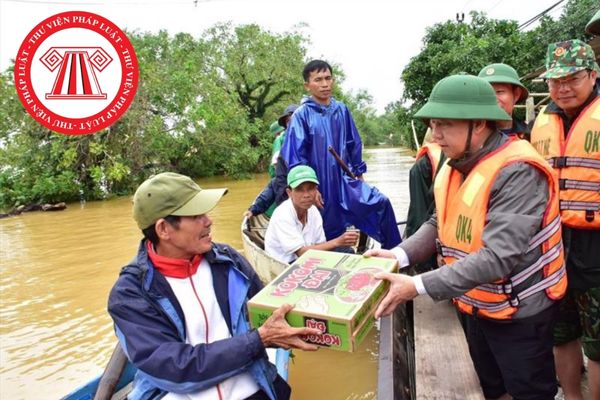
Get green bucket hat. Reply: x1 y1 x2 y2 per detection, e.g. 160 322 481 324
478 63 529 102
586 10 600 35
133 172 227 229
287 165 319 189
539 39 600 79
269 121 284 135
414 74 511 121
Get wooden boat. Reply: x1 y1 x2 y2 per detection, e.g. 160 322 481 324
241 213 288 284
241 213 376 283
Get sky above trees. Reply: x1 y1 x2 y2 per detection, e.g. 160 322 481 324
0 0 569 113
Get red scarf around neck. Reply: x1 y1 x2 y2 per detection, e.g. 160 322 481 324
146 240 203 278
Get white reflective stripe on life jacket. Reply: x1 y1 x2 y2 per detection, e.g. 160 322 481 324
436 215 563 296
459 267 566 311
548 156 600 169
560 179 600 192
526 215 562 252
560 200 600 211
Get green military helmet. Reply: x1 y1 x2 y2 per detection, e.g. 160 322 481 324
269 121 284 135
478 63 529 102
586 10 600 35
540 39 600 79
414 74 511 121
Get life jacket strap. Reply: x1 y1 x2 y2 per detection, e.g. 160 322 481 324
549 156 600 169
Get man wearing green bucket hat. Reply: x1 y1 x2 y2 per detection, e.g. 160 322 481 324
478 63 531 139
530 38 600 400
367 74 567 399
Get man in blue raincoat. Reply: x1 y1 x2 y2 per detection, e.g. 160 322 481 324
279 59 401 249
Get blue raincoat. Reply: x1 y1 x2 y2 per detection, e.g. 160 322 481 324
280 96 401 249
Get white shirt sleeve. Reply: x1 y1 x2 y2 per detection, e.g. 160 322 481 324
412 275 428 295
391 246 410 269
313 208 326 244
265 201 305 263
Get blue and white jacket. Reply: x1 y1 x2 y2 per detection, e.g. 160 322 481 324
108 240 290 400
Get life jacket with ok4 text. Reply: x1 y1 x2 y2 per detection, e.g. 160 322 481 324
434 139 567 320
530 97 600 229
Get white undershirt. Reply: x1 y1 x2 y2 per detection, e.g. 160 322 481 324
162 258 259 400
265 198 326 264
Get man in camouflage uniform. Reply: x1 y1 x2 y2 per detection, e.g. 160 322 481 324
530 39 600 400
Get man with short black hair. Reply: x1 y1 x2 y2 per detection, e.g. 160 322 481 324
279 59 401 249
108 172 320 400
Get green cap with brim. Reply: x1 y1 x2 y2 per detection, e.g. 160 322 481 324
585 10 600 35
414 75 512 121
287 165 319 189
539 39 600 79
133 172 227 229
478 63 529 102
269 121 284 135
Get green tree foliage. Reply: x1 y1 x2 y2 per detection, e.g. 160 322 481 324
391 0 597 149
0 24 312 210
0 23 380 210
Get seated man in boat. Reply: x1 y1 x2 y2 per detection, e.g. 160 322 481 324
279 59 401 249
265 165 359 264
107 172 320 400
367 74 566 400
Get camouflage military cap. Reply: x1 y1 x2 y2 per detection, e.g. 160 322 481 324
539 39 600 79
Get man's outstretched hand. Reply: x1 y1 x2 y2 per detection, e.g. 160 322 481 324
363 249 397 259
373 272 418 319
258 304 321 351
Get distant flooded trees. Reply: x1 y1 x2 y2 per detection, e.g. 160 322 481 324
0 23 390 211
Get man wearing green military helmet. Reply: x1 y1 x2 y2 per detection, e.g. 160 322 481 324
586 9 600 36
531 38 600 400
367 74 566 399
478 63 530 139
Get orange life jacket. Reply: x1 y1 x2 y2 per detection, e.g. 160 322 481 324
530 97 600 229
434 139 567 320
416 142 443 178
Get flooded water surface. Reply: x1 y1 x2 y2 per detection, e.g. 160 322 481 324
0 147 414 399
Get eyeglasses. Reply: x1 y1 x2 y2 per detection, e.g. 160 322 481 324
547 71 591 90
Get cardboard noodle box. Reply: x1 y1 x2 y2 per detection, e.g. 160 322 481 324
248 249 398 352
